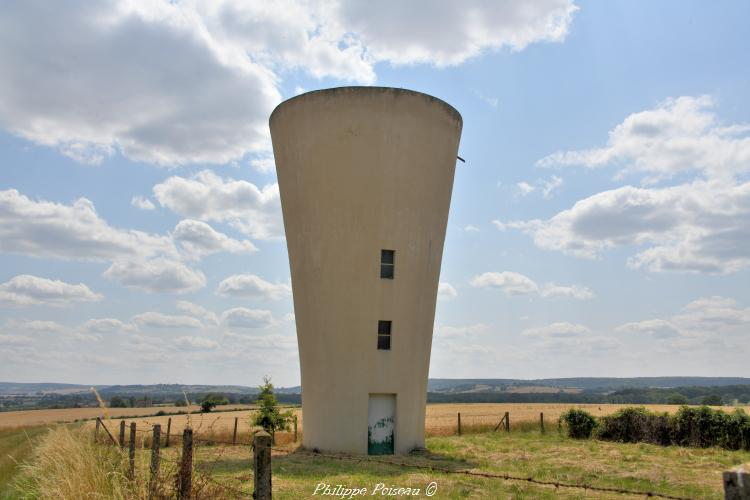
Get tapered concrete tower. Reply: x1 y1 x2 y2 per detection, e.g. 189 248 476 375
270 87 462 454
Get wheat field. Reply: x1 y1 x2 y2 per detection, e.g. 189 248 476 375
0 404 256 429
73 402 750 442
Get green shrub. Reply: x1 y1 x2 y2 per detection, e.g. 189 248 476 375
560 409 597 439
596 407 672 445
672 406 731 448
724 409 750 450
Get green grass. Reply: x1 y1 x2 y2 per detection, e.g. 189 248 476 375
0 426 48 499
6 427 750 498
149 430 750 499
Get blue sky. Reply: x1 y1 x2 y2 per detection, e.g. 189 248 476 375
1 0 748 386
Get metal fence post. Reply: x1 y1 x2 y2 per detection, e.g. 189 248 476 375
178 428 193 500
253 431 272 500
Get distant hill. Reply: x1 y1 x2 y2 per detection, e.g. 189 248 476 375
0 382 92 395
0 382 302 396
4 377 749 397
427 377 750 393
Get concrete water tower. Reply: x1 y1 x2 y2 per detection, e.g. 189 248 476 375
270 87 462 454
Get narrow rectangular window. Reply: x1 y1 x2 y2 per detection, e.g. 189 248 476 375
377 320 391 350
380 250 394 279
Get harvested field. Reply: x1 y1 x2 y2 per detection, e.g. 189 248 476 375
424 403 750 435
76 403 750 443
0 404 256 429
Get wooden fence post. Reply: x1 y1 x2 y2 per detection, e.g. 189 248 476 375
504 412 510 433
540 412 545 434
119 420 126 448
177 428 193 500
97 417 117 446
232 417 238 445
165 418 171 448
253 431 272 500
149 424 161 499
293 415 298 443
95 418 100 442
457 413 462 436
493 414 504 432
723 465 750 499
128 422 136 479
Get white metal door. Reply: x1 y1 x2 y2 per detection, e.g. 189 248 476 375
368 394 395 454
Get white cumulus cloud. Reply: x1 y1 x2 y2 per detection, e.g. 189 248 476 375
131 196 156 211
0 275 102 307
104 258 206 294
522 322 591 338
0 189 177 262
216 274 291 300
173 219 257 259
437 282 457 301
154 170 282 240
221 307 274 329
0 0 576 166
133 312 203 329
510 96 750 274
470 271 593 300
175 336 219 350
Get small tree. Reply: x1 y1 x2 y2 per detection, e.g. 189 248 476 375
253 376 292 443
701 394 723 406
200 399 217 413
109 395 128 408
199 392 229 412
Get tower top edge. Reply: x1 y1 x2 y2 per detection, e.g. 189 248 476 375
269 86 462 125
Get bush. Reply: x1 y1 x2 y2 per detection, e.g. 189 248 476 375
672 406 732 448
596 407 671 445
724 409 750 450
560 409 597 439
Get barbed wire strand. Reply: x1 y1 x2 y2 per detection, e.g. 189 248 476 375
273 448 697 500
96 424 698 500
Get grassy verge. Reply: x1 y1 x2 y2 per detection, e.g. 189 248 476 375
9 427 750 499
0 426 48 499
155 430 750 499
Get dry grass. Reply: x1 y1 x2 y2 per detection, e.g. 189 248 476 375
12 425 151 499
0 404 257 429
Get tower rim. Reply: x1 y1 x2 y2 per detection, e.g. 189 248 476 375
269 86 462 127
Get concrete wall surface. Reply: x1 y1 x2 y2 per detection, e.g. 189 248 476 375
270 86 462 454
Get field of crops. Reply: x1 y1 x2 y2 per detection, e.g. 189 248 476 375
49 402 750 442
0 404 256 429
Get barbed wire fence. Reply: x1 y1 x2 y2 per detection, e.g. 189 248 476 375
86 414 744 500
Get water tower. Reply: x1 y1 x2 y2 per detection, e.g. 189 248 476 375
270 87 462 454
